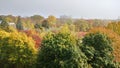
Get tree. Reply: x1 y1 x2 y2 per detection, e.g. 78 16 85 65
0 18 10 32
59 15 73 24
16 16 24 30
4 15 17 23
36 32 89 68
107 21 120 35
0 16 2 20
74 19 90 32
89 27 120 62
0 30 37 68
30 15 44 23
47 15 56 24
34 23 42 29
42 20 50 29
47 15 57 27
0 18 9 28
22 19 35 30
81 32 119 68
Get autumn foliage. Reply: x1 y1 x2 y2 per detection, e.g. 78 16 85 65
107 21 120 35
23 30 42 48
0 30 37 68
1 15 120 67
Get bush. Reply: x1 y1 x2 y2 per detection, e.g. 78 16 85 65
81 32 119 68
36 32 89 68
0 30 37 68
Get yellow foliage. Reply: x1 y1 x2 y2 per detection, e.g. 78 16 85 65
0 29 9 38
39 32 46 38
107 21 120 35
0 30 37 66
59 24 70 33
47 15 56 24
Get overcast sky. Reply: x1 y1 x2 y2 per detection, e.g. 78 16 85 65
0 0 120 19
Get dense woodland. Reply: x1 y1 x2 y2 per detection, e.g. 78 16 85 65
0 15 120 68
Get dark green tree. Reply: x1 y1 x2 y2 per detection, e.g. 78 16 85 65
0 18 9 32
34 23 42 29
16 16 24 30
0 18 9 28
81 32 119 68
0 16 2 20
42 20 50 29
36 32 89 68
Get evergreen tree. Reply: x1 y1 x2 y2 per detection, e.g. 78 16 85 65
0 16 2 20
42 20 50 29
34 23 42 29
16 16 23 30
0 18 9 32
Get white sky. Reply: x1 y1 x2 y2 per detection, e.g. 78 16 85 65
0 0 120 19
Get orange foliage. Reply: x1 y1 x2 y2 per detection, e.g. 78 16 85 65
89 27 120 62
76 32 87 38
23 30 42 48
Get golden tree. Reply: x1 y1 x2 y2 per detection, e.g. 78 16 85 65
47 15 56 27
0 30 37 68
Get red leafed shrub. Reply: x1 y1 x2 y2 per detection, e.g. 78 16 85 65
23 30 42 48
23 30 32 36
32 35 42 48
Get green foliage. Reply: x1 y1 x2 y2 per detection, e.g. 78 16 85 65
0 16 3 20
36 32 89 68
30 15 44 23
0 18 9 28
0 21 9 28
89 27 120 62
74 19 90 32
0 18 10 31
34 23 42 29
81 32 119 68
4 15 17 23
0 30 37 68
16 16 24 30
23 20 35 30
